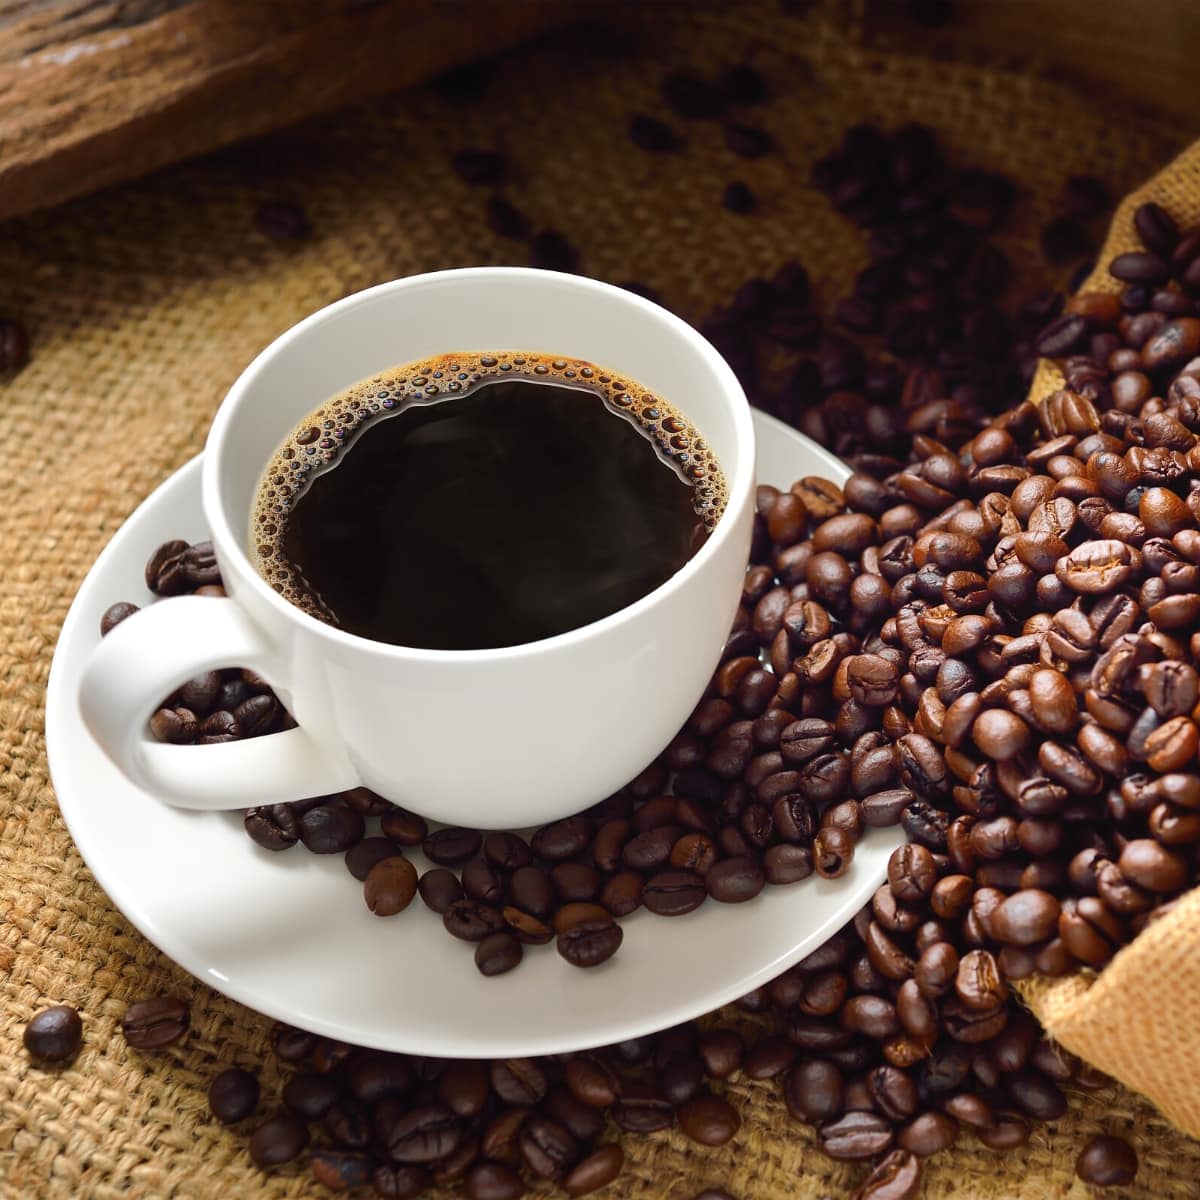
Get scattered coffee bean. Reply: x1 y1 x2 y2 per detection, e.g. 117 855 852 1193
24 1005 82 1061
1076 1134 1139 1187
208 1067 260 1124
121 997 190 1049
255 200 310 241
0 316 30 371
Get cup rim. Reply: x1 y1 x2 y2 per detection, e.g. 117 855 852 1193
203 266 756 663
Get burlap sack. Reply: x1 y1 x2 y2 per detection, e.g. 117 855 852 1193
3 1 1200 1197
1020 138 1200 1142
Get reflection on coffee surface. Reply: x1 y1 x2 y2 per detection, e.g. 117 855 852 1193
251 351 726 649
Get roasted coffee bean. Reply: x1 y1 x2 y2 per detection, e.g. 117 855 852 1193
611 1089 675 1132
299 803 365 853
349 1054 414 1105
443 900 504 942
371 1162 432 1199
474 932 523 976
558 918 623 968
0 315 30 371
897 1111 958 1157
418 868 463 913
678 1092 740 1146
145 539 220 595
564 1143 624 1196
24 1005 82 1061
249 1110 308 1166
424 827 482 866
1076 1134 1139 1187
488 1058 548 1107
887 843 936 902
517 1115 577 1179
706 856 766 902
380 1103 463 1164
785 1059 844 1121
629 114 684 152
643 869 706 916
990 890 1060 945
381 807 429 845
814 827 854 878
852 1149 922 1200
818 1110 894 1160
208 1067 259 1123
364 856 418 916
495 866 550 921
464 1162 525 1200
121 996 190 1049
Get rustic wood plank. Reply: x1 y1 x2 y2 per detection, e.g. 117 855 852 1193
0 0 571 223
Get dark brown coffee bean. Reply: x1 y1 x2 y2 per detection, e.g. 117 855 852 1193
464 1161 525 1200
643 869 706 916
629 113 684 152
207 1067 259 1124
564 1143 624 1197
482 831 532 871
868 1064 918 1121
298 803 364 853
371 1162 431 1199
814 826 855 878
852 1149 922 1200
612 1088 675 1132
424 826 482 866
24 1005 83 1061
509 866 554 917
744 1035 796 1080
706 856 765 903
99 600 140 636
487 1058 547 1107
380 1103 463 1164
991 890 1060 945
1076 1134 1139 1187
121 996 190 1050
897 1111 958 1157
785 1059 844 1121
249 1110 308 1166
474 932 523 977
0 315 30 371
150 706 198 744
887 843 936 902
443 900 504 942
1118 838 1188 892
557 918 623 968
346 835 401 882
380 807 429 845
348 1053 414 1105
364 856 418 916
418 868 463 914
145 539 221 595
678 1092 740 1146
818 1110 894 1160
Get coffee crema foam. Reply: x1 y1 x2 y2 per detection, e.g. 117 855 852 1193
250 350 728 624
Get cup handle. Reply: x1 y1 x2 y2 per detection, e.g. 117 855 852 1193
78 596 359 810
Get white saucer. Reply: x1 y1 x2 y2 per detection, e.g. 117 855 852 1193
45 410 903 1058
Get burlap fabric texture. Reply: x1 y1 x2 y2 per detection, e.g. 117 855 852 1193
1020 138 1200 1144
2 1 1199 1196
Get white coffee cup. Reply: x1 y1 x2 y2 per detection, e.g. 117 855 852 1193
78 268 756 828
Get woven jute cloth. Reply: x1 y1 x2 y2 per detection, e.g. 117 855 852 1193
1021 138 1200 1145
2 1 1199 1196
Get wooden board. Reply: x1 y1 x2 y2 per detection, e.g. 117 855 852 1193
0 0 570 223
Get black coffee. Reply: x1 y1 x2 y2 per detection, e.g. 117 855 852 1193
251 351 725 649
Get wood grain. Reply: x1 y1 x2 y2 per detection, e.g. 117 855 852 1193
0 0 569 223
